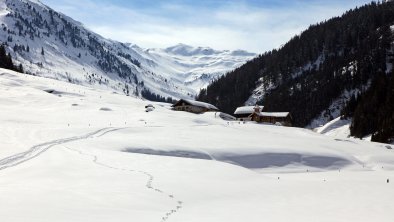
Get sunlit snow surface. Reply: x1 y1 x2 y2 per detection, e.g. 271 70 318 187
0 69 394 222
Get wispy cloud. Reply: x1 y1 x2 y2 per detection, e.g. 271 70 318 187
41 0 373 53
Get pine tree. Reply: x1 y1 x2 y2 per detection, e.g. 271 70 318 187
18 64 24 73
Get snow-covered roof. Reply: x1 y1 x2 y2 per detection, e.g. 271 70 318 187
258 112 290 118
173 99 219 110
234 106 264 115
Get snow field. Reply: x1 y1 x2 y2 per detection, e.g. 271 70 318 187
0 69 394 221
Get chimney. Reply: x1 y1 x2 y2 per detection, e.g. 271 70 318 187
254 105 261 113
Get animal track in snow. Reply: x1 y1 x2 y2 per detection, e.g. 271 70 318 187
65 147 184 222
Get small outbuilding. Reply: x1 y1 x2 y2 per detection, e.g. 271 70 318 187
145 104 155 112
145 104 155 109
172 99 219 114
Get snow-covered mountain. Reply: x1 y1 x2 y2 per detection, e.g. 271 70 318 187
0 0 255 100
145 43 255 93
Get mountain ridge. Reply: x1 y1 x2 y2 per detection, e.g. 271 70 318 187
0 0 255 101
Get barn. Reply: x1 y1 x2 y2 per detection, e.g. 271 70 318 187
234 105 292 126
249 112 292 126
172 99 219 114
234 105 264 121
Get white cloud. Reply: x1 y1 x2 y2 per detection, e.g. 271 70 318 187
41 0 373 53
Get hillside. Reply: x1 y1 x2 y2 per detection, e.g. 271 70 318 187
146 44 255 93
0 67 394 221
0 0 254 101
0 44 22 72
198 1 394 142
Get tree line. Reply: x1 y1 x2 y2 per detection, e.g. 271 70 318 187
198 1 394 142
0 44 23 72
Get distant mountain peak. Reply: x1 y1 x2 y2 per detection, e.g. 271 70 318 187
163 43 256 57
164 44 202 56
231 50 256 57
0 0 254 101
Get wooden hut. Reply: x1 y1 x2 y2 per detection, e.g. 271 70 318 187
172 99 219 114
234 104 292 126
233 105 264 121
249 112 292 126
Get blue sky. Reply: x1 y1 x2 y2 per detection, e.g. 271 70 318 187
40 0 373 52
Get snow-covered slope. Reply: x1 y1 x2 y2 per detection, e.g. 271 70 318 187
316 117 375 142
1 68 394 221
145 44 255 93
315 117 352 138
0 0 254 100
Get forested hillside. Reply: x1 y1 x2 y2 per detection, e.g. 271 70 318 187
0 44 23 72
347 71 394 143
198 1 394 143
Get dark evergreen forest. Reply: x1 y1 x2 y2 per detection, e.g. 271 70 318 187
0 43 23 72
197 1 394 143
141 88 175 104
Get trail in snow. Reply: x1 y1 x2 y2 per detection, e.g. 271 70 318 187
64 146 184 222
0 127 122 171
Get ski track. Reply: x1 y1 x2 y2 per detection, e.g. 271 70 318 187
64 146 184 222
0 127 122 171
95 128 127 138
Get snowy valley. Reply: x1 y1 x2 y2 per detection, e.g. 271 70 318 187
1 0 394 221
1 68 394 222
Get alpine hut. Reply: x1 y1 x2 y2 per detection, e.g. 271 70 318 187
249 112 292 126
172 99 219 114
234 104 292 126
234 105 264 121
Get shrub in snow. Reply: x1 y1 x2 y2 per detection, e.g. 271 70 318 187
99 107 112 111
